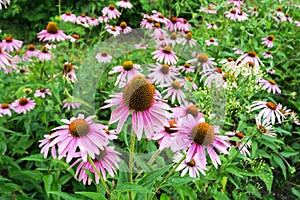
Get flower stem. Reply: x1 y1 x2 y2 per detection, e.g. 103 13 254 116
87 156 112 198
149 154 186 200
128 129 135 200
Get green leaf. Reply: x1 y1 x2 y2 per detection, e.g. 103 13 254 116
213 191 230 200
43 174 53 198
259 164 273 193
165 176 196 186
291 188 300 198
247 184 262 199
21 154 47 162
280 151 299 158
49 191 85 200
272 155 286 179
75 192 106 200
160 193 171 200
113 182 153 194
138 165 171 186
251 141 258 158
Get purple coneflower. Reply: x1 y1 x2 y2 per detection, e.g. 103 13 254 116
178 63 195 73
174 152 206 177
173 115 230 169
0 103 11 116
101 75 170 140
177 18 191 32
76 13 89 24
37 46 52 61
102 4 121 19
148 63 178 85
152 120 178 150
188 53 217 71
105 25 120 36
62 98 81 110
224 8 239 20
88 17 99 26
37 22 67 42
226 131 251 156
172 103 204 122
34 88 52 98
259 79 281 94
152 46 178 65
232 47 243 55
60 11 77 23
255 116 276 137
116 0 133 9
96 51 112 63
109 61 142 87
25 44 39 57
179 32 197 47
262 35 275 48
1 36 23 52
69 146 121 184
12 97 36 114
47 114 109 163
67 33 80 43
262 50 273 59
152 12 169 24
200 68 225 87
141 18 154 30
226 0 243 7
199 4 217 14
151 23 166 39
236 51 264 69
162 80 186 104
39 132 57 159
205 38 218 46
166 32 181 46
98 15 109 23
0 46 12 69
251 101 285 124
236 10 248 21
117 21 132 34
166 17 180 32
63 62 78 82
206 23 218 29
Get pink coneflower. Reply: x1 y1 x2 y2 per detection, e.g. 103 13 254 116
277 103 291 116
101 75 170 140
152 120 178 150
236 10 248 21
148 63 178 85
224 8 239 20
0 0 10 9
0 46 12 69
173 115 230 169
172 103 204 122
47 114 109 163
219 57 235 68
267 69 275 74
103 128 118 140
116 0 133 9
12 97 36 114
98 15 109 23
1 36 23 52
151 23 166 39
166 17 180 32
45 42 56 50
178 63 195 73
60 11 77 23
262 50 273 59
37 46 52 61
76 13 89 24
62 98 81 110
255 116 276 137
262 35 275 48
236 51 264 69
105 25 120 36
249 6 258 17
179 32 197 47
181 76 198 92
205 38 218 46
177 18 191 32
63 62 78 82
0 103 12 116
290 112 300 125
226 0 243 7
96 51 112 63
162 80 186 104
200 68 225 87
226 131 251 156
117 21 132 34
39 132 57 159
187 53 217 71
25 44 39 57
281 13 293 23
232 47 244 55
166 32 181 46
69 146 120 184
251 101 285 124
259 79 281 94
152 12 169 24
135 44 148 50
109 61 142 87
200 4 217 14
295 21 300 27
67 33 80 43
141 18 154 30
206 23 218 29
34 88 52 98
37 22 67 42
102 4 120 19
152 46 178 65
88 17 99 26
174 152 206 177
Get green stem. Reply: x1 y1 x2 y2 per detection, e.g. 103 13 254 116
128 130 135 200
149 154 186 200
40 61 45 80
88 156 112 198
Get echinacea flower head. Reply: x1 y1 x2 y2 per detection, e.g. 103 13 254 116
236 51 264 69
148 63 178 85
105 25 120 36
226 0 243 7
200 68 225 87
60 11 77 23
34 88 52 98
141 18 154 30
262 50 273 59
69 146 121 185
255 116 276 137
205 38 218 46
25 44 39 57
1 36 23 52
251 101 285 124
116 0 133 9
0 46 12 69
47 114 109 163
117 21 132 34
174 152 206 177
188 53 217 71
173 115 230 169
101 75 170 140
152 120 178 150
152 46 178 65
162 80 186 104
224 8 239 20
39 132 58 159
63 62 78 82
102 4 121 19
96 51 112 63
226 131 251 156
259 79 281 94
178 63 195 73
87 17 99 26
37 46 52 61
109 61 142 87
206 22 218 29
180 32 197 47
0 103 12 116
172 103 204 122
262 35 275 48
236 10 248 21
12 97 36 114
37 22 67 42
